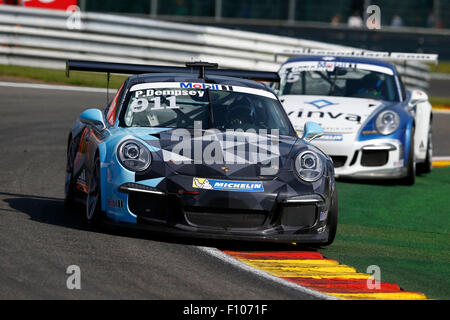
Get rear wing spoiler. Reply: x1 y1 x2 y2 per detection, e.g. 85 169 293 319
66 60 280 82
274 48 439 66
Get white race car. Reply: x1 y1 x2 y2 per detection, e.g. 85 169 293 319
274 49 438 184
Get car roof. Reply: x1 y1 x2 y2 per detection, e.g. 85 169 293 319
284 55 397 74
126 73 271 91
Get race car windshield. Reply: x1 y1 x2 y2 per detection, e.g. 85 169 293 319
122 85 293 135
279 65 400 102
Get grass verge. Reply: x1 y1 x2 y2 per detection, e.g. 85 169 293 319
430 97 450 107
0 65 125 89
320 166 450 299
429 60 450 74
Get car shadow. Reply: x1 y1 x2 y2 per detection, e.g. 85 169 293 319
0 191 320 252
1 191 91 231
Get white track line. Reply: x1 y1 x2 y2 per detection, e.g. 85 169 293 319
433 156 450 161
196 246 338 300
0 81 107 93
433 109 450 114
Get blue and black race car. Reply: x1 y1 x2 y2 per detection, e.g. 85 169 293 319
64 61 337 245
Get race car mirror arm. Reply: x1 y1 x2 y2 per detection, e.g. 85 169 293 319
408 90 428 107
80 108 106 132
302 121 324 142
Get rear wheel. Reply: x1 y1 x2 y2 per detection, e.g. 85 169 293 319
86 155 104 225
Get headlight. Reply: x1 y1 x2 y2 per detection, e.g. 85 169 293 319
118 140 151 172
294 151 323 182
375 110 400 135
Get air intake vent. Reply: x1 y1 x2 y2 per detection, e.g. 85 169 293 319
361 150 389 167
185 208 267 229
330 156 347 168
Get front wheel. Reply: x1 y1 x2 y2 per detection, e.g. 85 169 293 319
401 129 416 185
323 187 338 246
64 139 76 208
417 123 432 174
86 155 104 225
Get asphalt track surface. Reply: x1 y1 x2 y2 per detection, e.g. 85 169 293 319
0 84 448 299
430 79 450 98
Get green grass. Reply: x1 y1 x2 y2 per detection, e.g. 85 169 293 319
429 60 450 74
0 65 125 89
430 97 450 106
320 167 450 299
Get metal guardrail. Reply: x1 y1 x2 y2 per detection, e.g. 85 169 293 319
0 6 431 90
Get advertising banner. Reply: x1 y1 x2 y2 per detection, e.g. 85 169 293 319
0 0 78 10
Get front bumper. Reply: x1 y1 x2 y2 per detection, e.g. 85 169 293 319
315 138 407 179
104 178 332 244
103 216 332 243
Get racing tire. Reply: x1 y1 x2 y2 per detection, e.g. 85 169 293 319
311 187 338 248
323 187 338 246
85 154 104 225
64 139 76 208
401 129 416 185
417 123 432 174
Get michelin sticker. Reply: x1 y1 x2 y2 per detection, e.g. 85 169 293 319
193 178 264 192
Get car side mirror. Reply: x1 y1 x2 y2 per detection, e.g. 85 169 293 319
409 90 428 107
80 108 106 131
302 121 324 142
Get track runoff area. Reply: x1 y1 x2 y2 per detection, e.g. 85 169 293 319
0 81 448 300
224 160 449 300
223 157 450 300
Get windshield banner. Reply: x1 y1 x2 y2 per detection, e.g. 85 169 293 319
130 82 277 100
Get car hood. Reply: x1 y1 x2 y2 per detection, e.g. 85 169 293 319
280 95 395 135
124 127 299 179
279 95 399 156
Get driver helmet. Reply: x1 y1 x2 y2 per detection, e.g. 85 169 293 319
227 104 256 124
359 73 382 93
